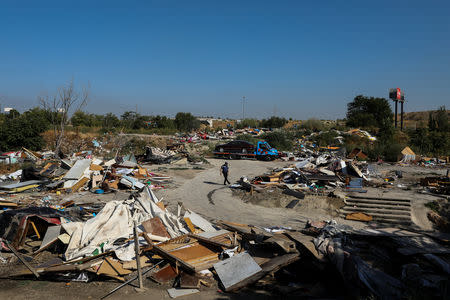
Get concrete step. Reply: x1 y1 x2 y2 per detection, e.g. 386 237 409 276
341 206 411 216
339 213 412 225
345 198 411 207
344 201 411 211
348 195 411 203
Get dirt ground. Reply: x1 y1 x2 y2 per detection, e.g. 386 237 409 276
0 158 447 299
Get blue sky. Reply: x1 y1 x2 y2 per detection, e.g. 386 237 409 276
1 0 449 119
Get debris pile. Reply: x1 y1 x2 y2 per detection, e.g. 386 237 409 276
311 220 450 299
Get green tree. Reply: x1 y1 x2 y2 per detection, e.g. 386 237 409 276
103 113 120 128
174 112 200 132
152 115 175 129
121 111 138 128
301 118 325 131
346 95 393 129
0 107 51 151
435 106 449 132
5 109 20 120
260 116 287 128
260 131 293 151
346 95 394 142
237 118 260 129
71 110 94 127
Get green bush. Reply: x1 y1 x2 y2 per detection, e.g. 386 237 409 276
260 131 293 151
235 134 259 145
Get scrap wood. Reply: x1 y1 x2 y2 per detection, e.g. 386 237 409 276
188 233 235 249
217 220 272 240
143 235 196 273
0 200 18 207
264 234 297 253
149 263 178 283
133 221 144 289
345 212 373 222
101 260 164 300
123 256 152 270
183 217 196 233
284 231 326 262
226 253 300 292
36 258 103 274
5 240 40 278
96 257 132 281
142 217 171 239
180 272 200 289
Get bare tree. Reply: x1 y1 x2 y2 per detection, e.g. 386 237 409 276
39 79 90 157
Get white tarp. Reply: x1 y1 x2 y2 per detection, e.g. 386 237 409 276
63 187 187 261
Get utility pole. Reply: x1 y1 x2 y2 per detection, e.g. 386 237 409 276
394 100 398 128
241 96 246 120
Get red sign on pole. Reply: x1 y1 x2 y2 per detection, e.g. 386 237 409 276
396 88 401 100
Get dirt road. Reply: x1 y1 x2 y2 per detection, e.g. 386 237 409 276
152 158 364 230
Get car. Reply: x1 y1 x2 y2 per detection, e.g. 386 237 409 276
214 140 255 154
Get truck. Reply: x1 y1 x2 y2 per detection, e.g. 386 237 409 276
213 140 279 160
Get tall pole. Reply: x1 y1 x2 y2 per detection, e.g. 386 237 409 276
242 96 246 120
394 100 398 128
400 101 404 131
133 222 143 290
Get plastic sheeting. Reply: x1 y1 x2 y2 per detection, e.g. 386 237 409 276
64 187 188 261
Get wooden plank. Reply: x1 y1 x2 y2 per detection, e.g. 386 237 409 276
179 272 200 288
69 176 89 193
149 264 178 283
29 221 41 239
169 244 218 262
143 235 196 273
188 233 235 249
184 217 196 233
142 217 171 239
5 241 40 278
226 253 300 291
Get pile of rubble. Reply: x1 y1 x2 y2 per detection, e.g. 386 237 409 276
0 152 171 197
1 188 448 299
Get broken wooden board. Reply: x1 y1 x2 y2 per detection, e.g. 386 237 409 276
183 217 196 233
226 253 300 292
67 176 89 193
122 256 152 270
265 234 297 253
179 272 201 289
142 217 171 238
169 244 218 264
346 212 373 222
96 257 132 280
213 252 262 291
0 200 18 208
284 232 326 262
149 264 178 284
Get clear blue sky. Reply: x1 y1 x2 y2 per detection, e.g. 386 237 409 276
1 0 449 119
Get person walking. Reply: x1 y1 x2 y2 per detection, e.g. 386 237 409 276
220 162 230 185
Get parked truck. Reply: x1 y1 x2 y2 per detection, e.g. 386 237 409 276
213 140 279 160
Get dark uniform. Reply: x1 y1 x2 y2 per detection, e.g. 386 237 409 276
221 162 230 185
